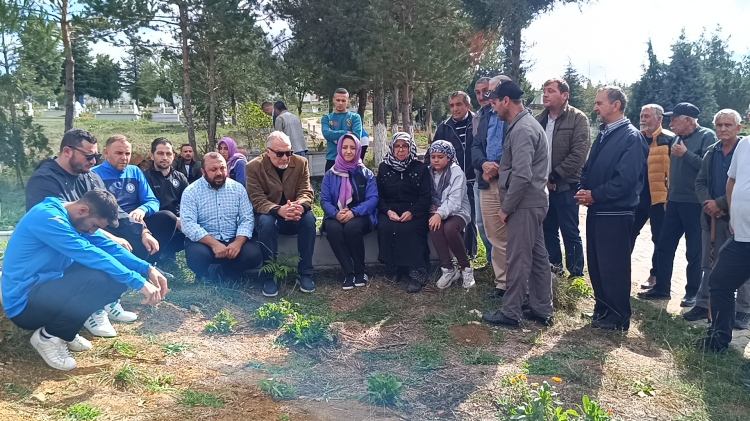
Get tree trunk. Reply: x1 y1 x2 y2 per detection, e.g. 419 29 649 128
178 1 197 153
230 91 237 125
400 82 413 135
390 86 400 135
61 0 75 132
357 88 367 124
297 90 303 116
425 89 433 143
207 47 217 151
510 26 522 82
372 78 388 166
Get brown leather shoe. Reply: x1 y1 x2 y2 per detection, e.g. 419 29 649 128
640 275 656 289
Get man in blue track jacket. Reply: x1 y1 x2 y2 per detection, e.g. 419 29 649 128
93 135 178 263
576 86 649 331
1 191 168 371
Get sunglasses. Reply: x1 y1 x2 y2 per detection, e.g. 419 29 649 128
268 147 293 158
70 146 102 161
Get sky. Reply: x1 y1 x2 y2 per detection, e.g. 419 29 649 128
90 0 750 89
523 0 750 86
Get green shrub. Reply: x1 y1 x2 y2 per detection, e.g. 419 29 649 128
553 275 593 314
140 110 153 121
257 377 297 400
281 313 333 348
234 101 272 148
64 403 101 420
204 309 237 334
253 299 299 328
365 373 403 406
260 254 301 284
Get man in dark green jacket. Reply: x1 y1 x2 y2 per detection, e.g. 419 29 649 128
639 102 716 306
536 78 590 278
684 109 750 329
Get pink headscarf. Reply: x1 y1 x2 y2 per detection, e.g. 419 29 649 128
331 134 362 210
218 137 245 170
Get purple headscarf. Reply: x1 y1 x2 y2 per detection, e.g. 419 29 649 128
218 137 246 170
331 134 362 211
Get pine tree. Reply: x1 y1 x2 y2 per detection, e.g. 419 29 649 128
627 39 665 122
698 26 748 117
562 59 585 110
90 54 121 104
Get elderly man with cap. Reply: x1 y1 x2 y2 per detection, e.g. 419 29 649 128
576 86 648 331
639 103 716 307
481 80 552 329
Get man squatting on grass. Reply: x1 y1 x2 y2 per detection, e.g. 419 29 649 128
1 190 168 371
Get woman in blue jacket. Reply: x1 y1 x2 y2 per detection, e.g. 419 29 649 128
321 134 378 290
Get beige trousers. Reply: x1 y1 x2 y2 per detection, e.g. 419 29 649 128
480 179 507 289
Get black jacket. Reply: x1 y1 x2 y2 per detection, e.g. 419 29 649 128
25 158 144 236
433 113 475 182
172 156 202 184
471 104 499 190
580 121 649 213
144 166 189 216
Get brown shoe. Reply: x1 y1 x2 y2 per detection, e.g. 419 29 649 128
640 275 656 289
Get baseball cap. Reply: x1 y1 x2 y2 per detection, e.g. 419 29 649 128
663 102 700 118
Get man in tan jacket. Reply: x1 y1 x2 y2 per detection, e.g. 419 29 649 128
246 131 316 297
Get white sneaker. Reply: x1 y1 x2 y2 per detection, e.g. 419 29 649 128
30 328 77 371
436 267 461 289
105 300 138 323
84 310 117 337
462 267 476 288
66 334 92 352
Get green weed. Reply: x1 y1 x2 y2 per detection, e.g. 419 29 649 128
410 343 444 370
278 414 290 421
550 346 607 362
257 377 297 400
64 403 101 420
524 355 561 375
204 309 237 334
631 379 657 397
107 339 137 357
4 383 31 397
553 275 593 314
365 373 403 406
178 388 224 407
161 341 188 356
260 253 301 283
281 313 333 348
337 298 396 325
146 374 175 392
99 362 144 389
461 348 504 365
253 299 298 328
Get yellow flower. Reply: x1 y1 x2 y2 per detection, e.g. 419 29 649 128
520 374 527 380
552 377 562 382
531 383 539 387
510 378 516 383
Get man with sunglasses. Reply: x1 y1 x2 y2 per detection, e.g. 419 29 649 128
246 131 316 297
25 128 159 336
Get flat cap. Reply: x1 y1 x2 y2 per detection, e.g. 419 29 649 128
664 102 700 118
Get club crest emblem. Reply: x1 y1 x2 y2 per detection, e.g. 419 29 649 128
347 118 352 127
126 183 136 193
171 178 180 188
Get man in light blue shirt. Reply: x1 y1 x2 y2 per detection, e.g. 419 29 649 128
180 152 263 280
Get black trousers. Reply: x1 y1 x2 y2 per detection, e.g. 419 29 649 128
184 238 263 279
630 202 665 277
324 216 372 276
464 182 478 258
586 212 634 329
653 201 703 296
10 263 128 341
707 237 750 350
360 146 368 160
104 210 177 262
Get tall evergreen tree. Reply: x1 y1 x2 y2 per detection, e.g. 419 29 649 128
90 54 121 104
698 26 748 117
627 39 665 122
17 11 62 102
60 37 94 100
562 59 585 110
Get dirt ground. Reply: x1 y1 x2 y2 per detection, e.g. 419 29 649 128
0 263 748 420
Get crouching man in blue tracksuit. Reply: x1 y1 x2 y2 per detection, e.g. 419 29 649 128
1 191 168 371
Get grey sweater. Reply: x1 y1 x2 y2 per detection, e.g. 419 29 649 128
497 108 549 213
274 110 308 153
668 125 716 203
431 163 472 225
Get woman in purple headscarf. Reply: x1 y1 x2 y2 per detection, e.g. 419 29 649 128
320 134 378 290
218 137 247 185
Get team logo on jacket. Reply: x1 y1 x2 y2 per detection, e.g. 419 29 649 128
171 178 180 188
347 118 352 127
126 183 136 193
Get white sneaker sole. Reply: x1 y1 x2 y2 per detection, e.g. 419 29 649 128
84 326 117 338
437 272 461 290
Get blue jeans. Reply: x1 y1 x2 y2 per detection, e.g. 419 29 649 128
256 212 316 281
543 188 584 277
474 182 492 258
295 151 307 158
653 201 703 296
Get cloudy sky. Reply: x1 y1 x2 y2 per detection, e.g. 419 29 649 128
91 0 750 89
524 0 750 86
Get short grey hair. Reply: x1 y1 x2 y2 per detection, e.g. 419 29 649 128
489 75 511 87
713 109 741 126
641 104 664 120
600 86 627 112
449 91 470 105
674 115 698 125
266 130 292 149
476 77 491 85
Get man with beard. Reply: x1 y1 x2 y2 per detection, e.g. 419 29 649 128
172 143 202 183
576 86 648 331
1 190 168 370
25 128 158 333
93 135 177 263
144 138 189 261
180 153 263 280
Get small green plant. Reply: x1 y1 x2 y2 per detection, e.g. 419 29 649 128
64 402 101 420
101 362 145 389
260 253 301 283
146 374 175 392
282 313 333 347
553 275 594 314
161 342 188 356
568 277 593 298
524 355 561 375
410 343 444 370
504 381 577 420
278 414 290 421
631 379 657 397
365 373 403 406
178 388 224 407
107 339 137 357
253 299 298 328
257 377 297 400
577 396 614 420
204 309 237 333
461 348 504 365
4 383 31 397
